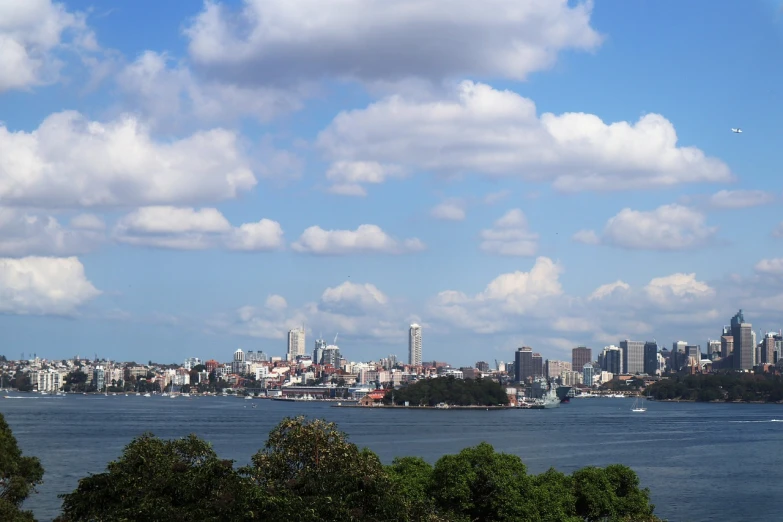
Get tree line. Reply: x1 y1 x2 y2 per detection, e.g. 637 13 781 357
0 413 661 521
384 376 510 406
647 372 783 402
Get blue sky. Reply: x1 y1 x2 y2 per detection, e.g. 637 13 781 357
1 0 782 366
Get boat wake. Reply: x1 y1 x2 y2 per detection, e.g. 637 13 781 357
4 396 65 399
729 419 783 423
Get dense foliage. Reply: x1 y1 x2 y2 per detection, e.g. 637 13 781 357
385 376 510 406
55 416 660 522
647 373 783 402
0 413 44 522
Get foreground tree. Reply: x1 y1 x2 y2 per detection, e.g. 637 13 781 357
57 434 267 522
55 417 661 522
242 417 404 521
0 413 44 522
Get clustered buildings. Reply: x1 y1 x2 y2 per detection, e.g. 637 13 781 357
507 309 783 390
3 312 780 395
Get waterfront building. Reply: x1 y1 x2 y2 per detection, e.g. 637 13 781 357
515 347 533 383
582 363 594 387
620 340 644 374
731 310 753 370
93 366 105 392
408 324 422 366
287 327 306 362
313 337 327 365
601 345 622 375
572 347 592 374
643 342 658 375
232 348 246 374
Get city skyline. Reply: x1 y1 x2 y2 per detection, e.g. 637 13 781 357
0 1 782 364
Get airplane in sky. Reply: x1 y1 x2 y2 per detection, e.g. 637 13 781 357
731 128 743 133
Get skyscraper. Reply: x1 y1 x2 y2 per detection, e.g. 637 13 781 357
532 353 543 379
643 341 658 375
515 347 533 383
408 324 422 366
572 347 592 373
620 340 645 374
287 327 306 362
731 310 753 370
601 346 622 375
313 337 327 365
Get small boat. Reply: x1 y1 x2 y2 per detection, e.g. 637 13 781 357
631 398 647 413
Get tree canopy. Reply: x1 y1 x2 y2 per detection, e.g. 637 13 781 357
648 372 783 402
55 416 660 522
0 413 44 522
385 376 510 406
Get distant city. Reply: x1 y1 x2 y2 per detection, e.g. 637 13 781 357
2 309 781 401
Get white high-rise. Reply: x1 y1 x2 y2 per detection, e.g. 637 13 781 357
408 324 422 366
287 327 306 362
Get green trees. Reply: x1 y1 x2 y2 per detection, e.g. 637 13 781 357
386 376 510 406
0 413 44 522
54 416 660 522
647 373 783 403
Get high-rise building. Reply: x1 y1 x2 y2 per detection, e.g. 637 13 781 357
601 346 622 375
93 366 105 392
685 345 701 365
232 348 246 374
721 333 734 359
515 347 533 383
731 310 753 370
475 361 490 372
707 340 721 360
545 360 571 380
582 363 594 387
322 345 341 367
532 353 543 379
643 342 658 375
287 327 306 362
572 347 592 373
313 337 327 365
408 324 422 366
762 333 775 364
620 340 644 374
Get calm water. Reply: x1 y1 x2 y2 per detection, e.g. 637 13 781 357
1 394 780 521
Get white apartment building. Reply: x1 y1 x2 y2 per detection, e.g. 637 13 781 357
409 324 422 366
33 369 62 392
287 327 306 362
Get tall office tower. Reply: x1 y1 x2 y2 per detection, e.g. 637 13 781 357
721 333 734 359
685 345 701 365
532 353 543 378
287 327 306 362
408 324 422 366
643 341 659 375
762 333 775 364
572 346 592 374
313 337 327 365
582 363 594 387
602 346 622 375
731 310 753 370
545 360 571 380
620 340 645 374
515 346 533 383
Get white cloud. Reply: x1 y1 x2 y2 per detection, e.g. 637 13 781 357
113 206 283 251
483 190 510 205
264 294 287 310
480 209 538 256
320 281 389 316
219 279 410 344
0 208 103 256
599 204 716 250
572 229 600 245
430 257 563 333
0 0 96 92
317 82 731 194
431 200 466 221
325 161 404 197
69 214 106 231
116 51 304 129
644 273 715 307
185 0 601 85
0 111 256 208
589 280 630 301
0 256 100 315
708 189 776 209
291 224 425 255
755 258 783 276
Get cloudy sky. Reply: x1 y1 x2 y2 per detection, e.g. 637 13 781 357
1 0 782 365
